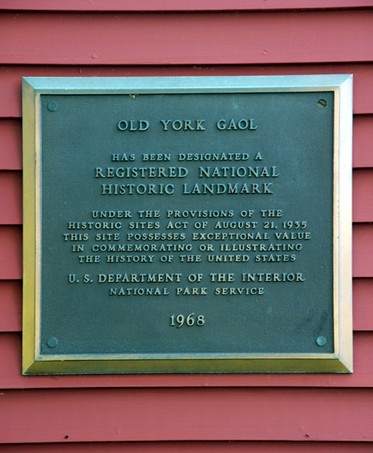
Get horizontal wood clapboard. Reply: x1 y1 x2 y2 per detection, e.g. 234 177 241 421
0 1 372 448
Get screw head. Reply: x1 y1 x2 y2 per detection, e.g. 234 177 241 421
317 99 327 109
47 101 58 112
316 336 327 347
47 337 58 348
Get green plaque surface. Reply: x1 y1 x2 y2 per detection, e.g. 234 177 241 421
22 75 353 374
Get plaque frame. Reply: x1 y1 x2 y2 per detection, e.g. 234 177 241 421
22 75 353 374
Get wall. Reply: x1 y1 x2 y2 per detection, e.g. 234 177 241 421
1 1 373 450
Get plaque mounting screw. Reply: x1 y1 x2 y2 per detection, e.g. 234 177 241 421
47 337 58 348
317 99 327 109
316 336 327 347
47 101 59 112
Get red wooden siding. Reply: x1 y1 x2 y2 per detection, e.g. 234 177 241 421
0 173 21 224
1 388 373 443
1 1 373 449
0 442 373 453
0 121 21 170
1 0 372 12
1 11 372 65
353 115 373 168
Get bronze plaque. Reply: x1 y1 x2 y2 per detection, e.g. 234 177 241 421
22 75 353 374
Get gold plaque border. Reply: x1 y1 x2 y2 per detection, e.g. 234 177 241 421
22 75 353 374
